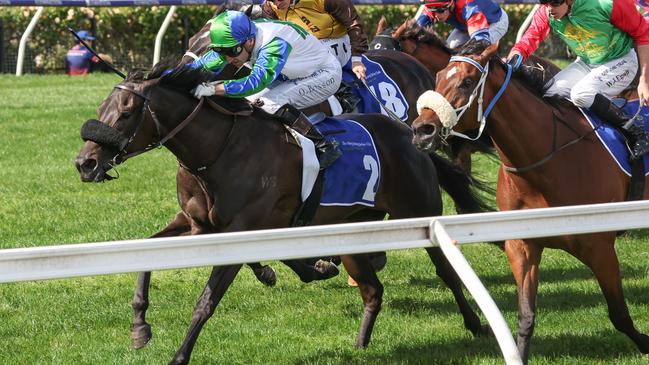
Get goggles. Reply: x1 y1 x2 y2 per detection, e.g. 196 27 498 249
539 0 565 6
430 4 451 12
211 44 244 58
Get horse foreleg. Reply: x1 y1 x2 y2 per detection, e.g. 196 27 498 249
505 239 542 365
425 247 490 337
574 237 649 354
170 264 242 365
341 254 383 348
131 211 192 349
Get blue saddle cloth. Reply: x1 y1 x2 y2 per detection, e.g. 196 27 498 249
581 99 649 176
342 55 409 122
314 117 381 206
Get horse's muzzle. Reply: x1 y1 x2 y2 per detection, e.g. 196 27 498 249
412 123 439 153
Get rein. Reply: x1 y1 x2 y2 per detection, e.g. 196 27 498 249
502 109 600 173
112 84 252 174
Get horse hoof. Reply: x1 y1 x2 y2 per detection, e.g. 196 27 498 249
314 259 340 280
252 265 276 287
472 324 493 338
637 333 649 353
347 275 358 287
131 323 152 349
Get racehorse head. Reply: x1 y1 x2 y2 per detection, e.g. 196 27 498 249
75 59 216 182
412 40 497 153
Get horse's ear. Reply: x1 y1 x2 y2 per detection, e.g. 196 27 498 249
479 42 500 64
376 16 388 35
392 20 408 39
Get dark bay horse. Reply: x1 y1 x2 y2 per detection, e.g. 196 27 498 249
411 40 649 363
75 62 492 364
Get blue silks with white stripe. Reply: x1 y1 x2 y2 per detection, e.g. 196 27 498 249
342 55 409 122
581 99 649 176
314 117 381 206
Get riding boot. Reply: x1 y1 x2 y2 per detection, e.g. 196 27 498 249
590 94 649 158
275 104 341 169
335 83 360 114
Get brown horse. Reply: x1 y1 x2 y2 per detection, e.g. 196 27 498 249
75 60 492 364
411 40 649 363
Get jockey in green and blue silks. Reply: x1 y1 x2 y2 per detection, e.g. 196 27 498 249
190 10 342 114
191 10 342 168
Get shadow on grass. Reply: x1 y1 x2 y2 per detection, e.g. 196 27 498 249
293 329 644 364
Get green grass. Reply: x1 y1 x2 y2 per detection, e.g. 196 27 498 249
1 74 649 364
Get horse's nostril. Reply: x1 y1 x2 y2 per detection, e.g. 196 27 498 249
80 158 97 173
416 124 437 136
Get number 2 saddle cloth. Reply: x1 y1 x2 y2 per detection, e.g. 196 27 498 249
296 116 381 207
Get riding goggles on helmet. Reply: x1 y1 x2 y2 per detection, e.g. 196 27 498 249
422 0 453 12
211 44 244 58
539 0 564 6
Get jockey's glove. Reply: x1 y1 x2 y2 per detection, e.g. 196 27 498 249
192 81 222 98
506 53 523 72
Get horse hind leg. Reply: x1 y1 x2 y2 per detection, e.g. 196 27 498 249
341 254 384 348
574 236 649 354
170 264 242 365
281 258 340 283
131 211 192 349
425 246 491 337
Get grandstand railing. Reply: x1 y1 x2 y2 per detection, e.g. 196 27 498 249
3 200 649 364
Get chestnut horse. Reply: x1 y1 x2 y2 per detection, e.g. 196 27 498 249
411 40 649 363
369 18 497 173
75 61 492 364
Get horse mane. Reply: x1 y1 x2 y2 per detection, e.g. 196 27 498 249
399 20 452 54
456 39 577 114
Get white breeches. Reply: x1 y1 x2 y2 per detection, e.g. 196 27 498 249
543 49 638 108
246 52 342 113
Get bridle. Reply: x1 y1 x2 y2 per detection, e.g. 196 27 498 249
80 83 206 174
438 55 511 141
113 84 207 164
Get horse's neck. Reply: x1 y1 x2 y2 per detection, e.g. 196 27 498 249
153 92 243 170
413 42 451 73
485 76 571 170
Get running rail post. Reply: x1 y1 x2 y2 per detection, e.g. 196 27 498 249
516 4 539 42
153 5 177 67
430 220 523 365
16 6 43 76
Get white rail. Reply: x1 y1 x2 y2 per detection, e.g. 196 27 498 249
3 200 649 364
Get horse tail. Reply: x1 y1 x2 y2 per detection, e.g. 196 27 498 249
428 152 495 214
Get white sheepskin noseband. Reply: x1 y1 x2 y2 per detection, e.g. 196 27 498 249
416 90 458 129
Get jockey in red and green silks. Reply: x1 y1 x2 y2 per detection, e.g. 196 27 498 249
190 10 342 168
507 0 649 158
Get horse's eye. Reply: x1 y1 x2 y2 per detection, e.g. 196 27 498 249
120 111 132 119
460 77 473 89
